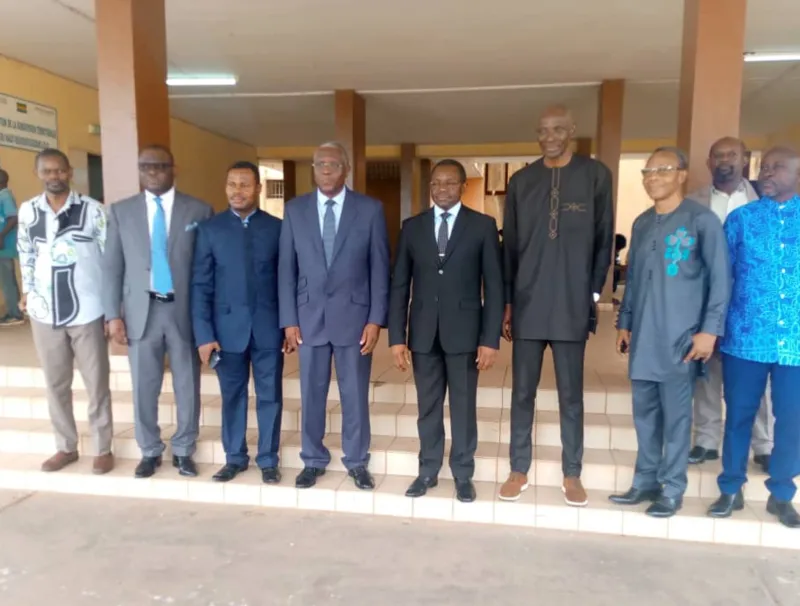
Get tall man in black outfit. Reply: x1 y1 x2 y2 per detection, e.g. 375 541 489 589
388 159 504 503
500 106 615 507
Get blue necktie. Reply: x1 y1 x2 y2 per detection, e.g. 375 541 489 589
323 199 336 268
151 196 173 294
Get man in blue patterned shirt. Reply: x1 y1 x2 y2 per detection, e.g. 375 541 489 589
709 147 800 529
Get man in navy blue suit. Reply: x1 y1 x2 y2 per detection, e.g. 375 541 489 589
279 142 390 490
192 161 287 484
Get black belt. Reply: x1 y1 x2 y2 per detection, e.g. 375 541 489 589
149 292 175 303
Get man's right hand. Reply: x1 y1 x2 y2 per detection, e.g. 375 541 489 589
18 294 27 315
285 326 303 353
616 329 631 355
107 318 128 346
502 304 513 342
198 341 221 366
391 344 411 371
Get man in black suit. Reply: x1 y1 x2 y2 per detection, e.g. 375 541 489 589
388 159 504 503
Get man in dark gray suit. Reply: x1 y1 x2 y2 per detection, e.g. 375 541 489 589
104 145 213 479
279 142 390 490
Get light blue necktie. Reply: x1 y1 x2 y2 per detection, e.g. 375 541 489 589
322 199 336 268
151 196 173 294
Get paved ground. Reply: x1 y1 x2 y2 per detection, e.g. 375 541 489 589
0 491 798 606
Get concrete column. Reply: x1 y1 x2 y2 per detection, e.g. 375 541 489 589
418 158 431 213
595 79 625 304
400 143 415 220
677 0 747 192
575 137 593 157
334 90 366 193
95 0 170 204
282 160 296 201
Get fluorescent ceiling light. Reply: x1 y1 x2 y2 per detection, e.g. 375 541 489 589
744 52 800 63
166 76 237 87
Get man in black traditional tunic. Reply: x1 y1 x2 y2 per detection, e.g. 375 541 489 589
499 106 614 506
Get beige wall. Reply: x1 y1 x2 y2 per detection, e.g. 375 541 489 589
462 177 484 212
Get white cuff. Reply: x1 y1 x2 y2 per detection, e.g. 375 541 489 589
592 293 600 303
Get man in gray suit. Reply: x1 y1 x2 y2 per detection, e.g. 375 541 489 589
104 145 214 479
687 137 773 472
279 142 390 490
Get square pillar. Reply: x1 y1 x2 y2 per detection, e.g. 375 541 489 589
282 160 297 201
335 90 366 193
575 137 593 157
400 143 415 220
677 0 747 192
418 158 431 213
96 0 170 204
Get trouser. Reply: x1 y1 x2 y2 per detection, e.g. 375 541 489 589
217 337 284 469
30 317 113 455
299 342 372 470
693 351 773 455
0 258 21 318
718 354 800 503
631 378 695 500
128 300 201 458
509 339 586 477
411 333 479 480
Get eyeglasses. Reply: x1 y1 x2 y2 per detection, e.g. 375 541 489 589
429 181 463 190
138 162 174 173
312 161 343 171
641 166 682 176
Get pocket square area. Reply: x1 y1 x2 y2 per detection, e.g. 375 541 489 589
185 222 198 232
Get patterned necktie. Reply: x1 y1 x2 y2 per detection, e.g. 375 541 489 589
151 196 173 294
322 199 336 268
437 211 450 257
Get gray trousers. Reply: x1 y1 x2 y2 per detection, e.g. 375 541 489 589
693 352 773 455
631 377 694 500
30 317 113 455
127 300 200 458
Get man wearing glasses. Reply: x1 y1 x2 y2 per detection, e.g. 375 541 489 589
104 145 213 479
611 147 730 518
279 142 390 491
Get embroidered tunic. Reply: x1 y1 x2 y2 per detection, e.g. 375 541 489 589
617 199 731 382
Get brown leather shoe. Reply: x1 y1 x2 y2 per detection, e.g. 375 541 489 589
93 453 115 475
499 472 529 501
563 476 588 507
41 451 79 472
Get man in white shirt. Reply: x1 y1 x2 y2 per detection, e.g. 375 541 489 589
687 137 773 471
16 148 113 475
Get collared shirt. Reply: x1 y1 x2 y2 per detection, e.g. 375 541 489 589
16 190 106 328
433 201 461 239
709 180 749 223
316 187 346 235
722 195 800 366
0 187 18 259
145 188 175 292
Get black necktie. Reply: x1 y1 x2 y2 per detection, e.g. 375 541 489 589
437 211 450 257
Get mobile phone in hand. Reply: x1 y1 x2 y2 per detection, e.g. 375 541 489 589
209 349 221 369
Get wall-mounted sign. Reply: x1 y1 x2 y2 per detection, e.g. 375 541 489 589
0 93 58 152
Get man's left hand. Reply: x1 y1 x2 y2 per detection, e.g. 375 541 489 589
360 323 381 355
476 346 499 371
684 333 717 363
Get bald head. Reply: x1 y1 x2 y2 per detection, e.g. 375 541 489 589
537 105 576 162
707 136 748 189
759 146 800 202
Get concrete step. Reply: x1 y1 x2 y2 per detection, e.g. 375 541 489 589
0 417 790 504
0 453 794 551
0 387 637 449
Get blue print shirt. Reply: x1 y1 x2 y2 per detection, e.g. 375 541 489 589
721 195 800 366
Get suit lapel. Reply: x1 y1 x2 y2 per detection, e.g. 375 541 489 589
442 206 469 265
168 192 186 258
134 194 151 262
303 193 326 263
422 209 440 266
331 189 358 266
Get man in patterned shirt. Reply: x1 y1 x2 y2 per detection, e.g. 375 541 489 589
708 146 800 529
16 148 113 475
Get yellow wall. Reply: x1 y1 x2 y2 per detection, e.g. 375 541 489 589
0 55 256 211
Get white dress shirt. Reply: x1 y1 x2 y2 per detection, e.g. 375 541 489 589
316 187 346 235
145 187 175 235
433 201 461 242
709 182 749 222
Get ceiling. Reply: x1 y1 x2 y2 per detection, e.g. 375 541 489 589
2 0 800 146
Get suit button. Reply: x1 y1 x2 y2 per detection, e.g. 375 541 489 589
438 269 443 275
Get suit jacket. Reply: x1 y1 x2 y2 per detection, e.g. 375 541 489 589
191 209 283 353
278 189 390 347
688 179 760 216
103 191 214 342
388 205 504 354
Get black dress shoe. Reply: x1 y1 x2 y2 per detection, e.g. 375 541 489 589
754 454 771 474
295 467 325 489
688 446 719 465
134 456 162 479
608 487 661 506
646 496 682 518
348 466 375 490
212 463 246 483
172 455 198 477
261 467 281 484
405 476 438 498
767 496 800 529
708 491 744 518
455 479 476 503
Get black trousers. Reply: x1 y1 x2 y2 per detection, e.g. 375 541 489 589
510 339 586 477
411 333 479 480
